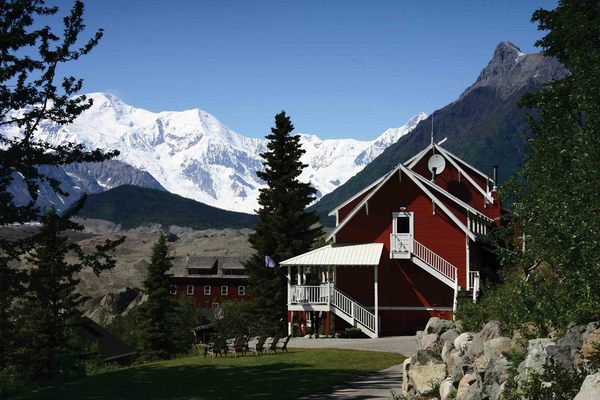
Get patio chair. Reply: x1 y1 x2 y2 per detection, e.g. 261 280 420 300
228 336 248 357
248 336 268 355
207 338 227 357
266 335 280 354
275 334 292 353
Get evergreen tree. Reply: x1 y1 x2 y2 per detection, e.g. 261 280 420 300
140 235 186 360
512 0 600 324
244 111 322 334
0 0 116 370
461 0 600 331
14 200 123 380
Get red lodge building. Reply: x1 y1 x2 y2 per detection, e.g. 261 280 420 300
168 256 249 318
282 142 502 337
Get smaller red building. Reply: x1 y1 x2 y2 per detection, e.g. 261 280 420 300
168 256 250 318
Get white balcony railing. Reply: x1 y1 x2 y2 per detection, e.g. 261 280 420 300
290 284 330 304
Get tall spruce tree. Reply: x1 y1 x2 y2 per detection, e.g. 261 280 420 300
245 111 322 334
140 235 184 360
472 0 600 330
15 200 122 380
514 0 600 324
0 0 116 371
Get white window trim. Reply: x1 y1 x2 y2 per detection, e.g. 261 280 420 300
221 285 228 296
204 285 211 295
392 211 414 234
169 285 177 295
186 285 194 295
238 286 246 296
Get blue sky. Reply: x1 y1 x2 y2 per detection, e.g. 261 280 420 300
58 0 557 140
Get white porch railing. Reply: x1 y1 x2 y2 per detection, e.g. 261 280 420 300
289 284 377 336
468 271 480 303
290 284 330 304
412 239 457 283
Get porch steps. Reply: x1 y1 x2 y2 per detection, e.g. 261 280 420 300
330 287 378 338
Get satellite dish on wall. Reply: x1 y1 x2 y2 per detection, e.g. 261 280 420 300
427 154 446 174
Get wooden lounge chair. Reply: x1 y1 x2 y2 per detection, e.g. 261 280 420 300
207 338 227 357
276 334 292 353
228 336 248 357
267 335 280 354
248 336 268 355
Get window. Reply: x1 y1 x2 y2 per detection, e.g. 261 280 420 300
204 285 211 295
186 285 194 295
392 211 414 234
169 285 177 295
238 286 246 296
221 285 228 296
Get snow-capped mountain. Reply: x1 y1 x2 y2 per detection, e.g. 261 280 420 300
2 93 426 213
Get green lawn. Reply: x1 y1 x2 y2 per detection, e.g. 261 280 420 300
15 349 404 400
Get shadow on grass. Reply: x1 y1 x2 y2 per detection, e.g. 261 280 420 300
16 349 403 400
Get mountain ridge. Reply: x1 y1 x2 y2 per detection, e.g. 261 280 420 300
2 94 426 213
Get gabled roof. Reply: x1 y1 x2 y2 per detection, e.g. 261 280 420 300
328 175 385 217
433 145 494 203
410 172 494 224
281 243 384 266
326 162 477 242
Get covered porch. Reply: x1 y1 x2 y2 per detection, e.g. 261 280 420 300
281 243 384 338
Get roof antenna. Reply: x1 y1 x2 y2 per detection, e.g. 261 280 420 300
430 111 434 145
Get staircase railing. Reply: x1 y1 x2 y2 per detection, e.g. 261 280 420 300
331 287 376 333
412 239 457 283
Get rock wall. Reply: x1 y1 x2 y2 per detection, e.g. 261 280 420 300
401 317 600 400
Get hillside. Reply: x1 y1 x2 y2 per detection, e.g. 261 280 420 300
311 42 567 225
77 185 257 229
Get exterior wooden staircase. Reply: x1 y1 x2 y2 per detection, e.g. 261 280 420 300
289 284 378 338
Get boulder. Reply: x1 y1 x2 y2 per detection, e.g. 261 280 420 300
483 356 510 390
420 333 441 350
581 327 600 359
410 363 447 395
574 373 600 400
558 323 586 366
486 381 506 400
454 332 473 351
426 317 455 334
517 338 555 382
413 349 443 365
483 337 512 358
441 329 460 345
441 340 454 363
439 377 454 400
467 321 501 360
456 373 478 399
402 357 412 394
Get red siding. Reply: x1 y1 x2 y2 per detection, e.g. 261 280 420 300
337 186 377 223
411 149 500 220
336 170 468 287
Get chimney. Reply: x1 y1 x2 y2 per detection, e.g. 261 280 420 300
492 165 498 191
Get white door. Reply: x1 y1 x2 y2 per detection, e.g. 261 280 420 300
391 211 414 258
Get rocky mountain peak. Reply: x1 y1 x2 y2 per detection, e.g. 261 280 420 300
473 41 525 87
459 41 565 101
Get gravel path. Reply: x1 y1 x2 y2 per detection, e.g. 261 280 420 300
289 336 417 356
291 336 415 399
